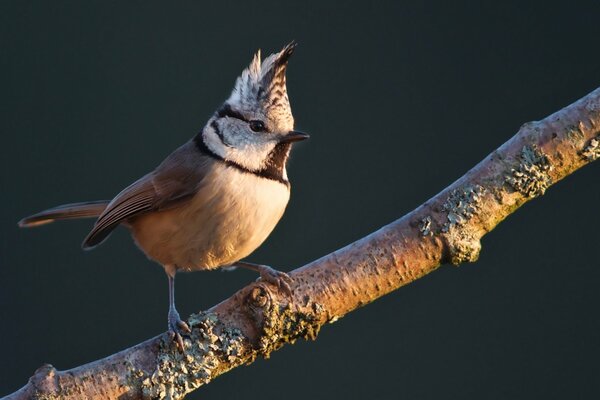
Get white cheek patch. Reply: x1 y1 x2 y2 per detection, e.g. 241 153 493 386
203 124 276 172
226 141 276 171
204 127 228 158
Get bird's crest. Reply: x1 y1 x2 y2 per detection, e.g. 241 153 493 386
228 42 296 118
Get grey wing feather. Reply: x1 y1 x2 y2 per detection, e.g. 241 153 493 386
82 140 212 249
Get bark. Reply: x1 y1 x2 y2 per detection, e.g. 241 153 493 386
4 87 600 400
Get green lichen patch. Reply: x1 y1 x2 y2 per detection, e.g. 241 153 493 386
581 136 600 161
139 312 247 400
505 145 552 198
258 302 323 358
441 185 486 233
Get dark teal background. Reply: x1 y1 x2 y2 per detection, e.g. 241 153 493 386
2 1 600 398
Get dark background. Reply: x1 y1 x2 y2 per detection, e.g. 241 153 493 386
1 1 599 398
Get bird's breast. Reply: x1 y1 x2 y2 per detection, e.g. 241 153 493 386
130 163 290 271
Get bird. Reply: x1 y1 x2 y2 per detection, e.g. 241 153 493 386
18 42 308 348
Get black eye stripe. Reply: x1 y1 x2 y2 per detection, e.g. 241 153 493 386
216 103 268 132
216 104 248 122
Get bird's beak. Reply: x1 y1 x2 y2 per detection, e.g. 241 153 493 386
279 130 310 143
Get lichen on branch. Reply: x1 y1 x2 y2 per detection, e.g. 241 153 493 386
505 144 553 198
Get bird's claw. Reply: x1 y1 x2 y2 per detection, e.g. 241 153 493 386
257 265 294 297
168 330 185 351
168 309 190 351
177 319 191 333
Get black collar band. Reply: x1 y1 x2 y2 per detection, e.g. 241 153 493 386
193 133 290 187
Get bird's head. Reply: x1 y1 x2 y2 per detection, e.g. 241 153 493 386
201 42 308 178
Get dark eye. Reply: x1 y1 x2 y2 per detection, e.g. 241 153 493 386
249 120 266 132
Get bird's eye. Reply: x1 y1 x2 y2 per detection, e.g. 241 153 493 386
249 120 266 132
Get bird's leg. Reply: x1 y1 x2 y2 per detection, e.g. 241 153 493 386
167 272 191 350
234 261 293 296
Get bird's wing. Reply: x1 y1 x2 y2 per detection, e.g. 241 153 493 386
82 140 212 249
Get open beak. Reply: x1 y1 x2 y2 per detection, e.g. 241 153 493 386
279 130 310 143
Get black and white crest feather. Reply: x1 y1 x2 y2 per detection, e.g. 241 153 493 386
227 42 296 125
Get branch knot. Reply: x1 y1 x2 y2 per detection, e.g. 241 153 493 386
247 285 270 309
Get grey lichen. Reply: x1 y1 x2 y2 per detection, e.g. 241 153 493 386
505 145 553 198
419 216 433 236
581 136 600 161
439 185 485 265
444 228 482 265
441 185 486 233
257 301 323 358
139 312 246 400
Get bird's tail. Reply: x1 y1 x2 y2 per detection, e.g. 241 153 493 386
18 201 109 228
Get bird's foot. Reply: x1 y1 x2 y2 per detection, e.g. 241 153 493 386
167 308 191 351
256 264 294 297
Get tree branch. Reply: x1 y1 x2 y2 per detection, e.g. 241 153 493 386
4 87 600 400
